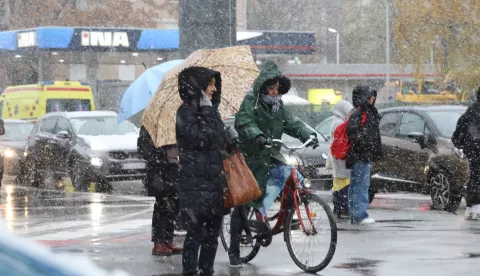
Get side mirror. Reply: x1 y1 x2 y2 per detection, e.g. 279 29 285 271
56 131 71 139
408 132 429 149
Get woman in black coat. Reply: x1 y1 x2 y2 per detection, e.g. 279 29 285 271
176 67 226 276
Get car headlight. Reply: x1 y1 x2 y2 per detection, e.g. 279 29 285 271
303 178 312 188
90 157 103 167
4 148 18 158
321 152 328 160
454 148 465 159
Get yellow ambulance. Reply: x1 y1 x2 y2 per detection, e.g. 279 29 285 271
0 81 95 121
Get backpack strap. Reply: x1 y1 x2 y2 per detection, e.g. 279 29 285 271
360 112 367 127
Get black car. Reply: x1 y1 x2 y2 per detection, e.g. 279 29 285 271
24 111 146 191
223 116 332 190
0 120 34 179
371 105 469 211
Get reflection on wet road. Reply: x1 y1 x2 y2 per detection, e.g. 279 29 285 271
2 179 480 275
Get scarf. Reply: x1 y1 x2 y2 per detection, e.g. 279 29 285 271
261 94 282 113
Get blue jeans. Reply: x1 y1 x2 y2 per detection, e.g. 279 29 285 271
258 165 304 216
348 161 371 223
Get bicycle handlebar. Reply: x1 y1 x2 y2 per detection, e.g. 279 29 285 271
267 137 315 151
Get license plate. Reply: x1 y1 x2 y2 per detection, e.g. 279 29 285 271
316 167 330 176
122 163 145 170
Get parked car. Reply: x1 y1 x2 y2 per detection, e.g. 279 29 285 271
314 115 334 141
371 105 469 211
0 120 34 179
23 111 146 192
224 116 332 190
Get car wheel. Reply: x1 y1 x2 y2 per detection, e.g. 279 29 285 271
31 166 44 188
96 180 112 193
70 161 89 192
429 171 461 212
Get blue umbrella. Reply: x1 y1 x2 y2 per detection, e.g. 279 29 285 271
117 59 183 124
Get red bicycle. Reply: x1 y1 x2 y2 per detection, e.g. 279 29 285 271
220 138 337 273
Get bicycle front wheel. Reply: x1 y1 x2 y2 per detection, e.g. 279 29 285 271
285 193 337 273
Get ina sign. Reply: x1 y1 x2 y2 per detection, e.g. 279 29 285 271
81 31 130 47
17 32 37 48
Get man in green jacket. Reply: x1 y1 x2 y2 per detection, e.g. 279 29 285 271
228 61 318 267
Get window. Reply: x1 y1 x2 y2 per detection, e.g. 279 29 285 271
70 116 137 136
2 122 34 141
398 113 425 137
46 99 91 113
379 112 401 137
314 116 334 139
53 118 72 134
39 117 57 133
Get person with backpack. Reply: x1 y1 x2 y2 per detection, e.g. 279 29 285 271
452 87 480 220
345 85 383 224
327 100 354 218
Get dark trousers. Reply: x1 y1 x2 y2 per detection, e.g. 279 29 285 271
228 207 245 257
152 195 178 243
333 186 349 216
466 159 480 207
182 211 222 276
148 164 179 244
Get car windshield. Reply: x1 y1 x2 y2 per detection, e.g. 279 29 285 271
427 110 466 138
70 116 137 136
2 122 34 141
46 99 92 112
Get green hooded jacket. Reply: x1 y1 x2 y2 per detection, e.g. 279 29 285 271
234 61 314 206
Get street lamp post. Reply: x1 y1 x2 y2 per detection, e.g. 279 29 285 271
328 28 339 64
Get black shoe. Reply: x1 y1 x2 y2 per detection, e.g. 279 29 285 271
229 255 242 268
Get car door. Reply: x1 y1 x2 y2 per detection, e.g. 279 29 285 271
50 117 74 174
372 111 403 179
33 117 58 171
393 112 431 184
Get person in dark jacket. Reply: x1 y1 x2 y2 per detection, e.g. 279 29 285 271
137 126 183 256
346 85 383 224
176 67 227 276
452 87 480 220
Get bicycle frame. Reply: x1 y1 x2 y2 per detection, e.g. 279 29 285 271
252 166 314 235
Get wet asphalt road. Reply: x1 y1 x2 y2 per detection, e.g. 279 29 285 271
1 177 480 276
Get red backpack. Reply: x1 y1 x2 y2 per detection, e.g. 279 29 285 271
330 111 367 160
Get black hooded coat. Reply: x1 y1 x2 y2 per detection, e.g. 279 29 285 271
346 85 383 168
452 99 480 162
175 67 226 213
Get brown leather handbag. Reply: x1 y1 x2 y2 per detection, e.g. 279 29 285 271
223 147 262 209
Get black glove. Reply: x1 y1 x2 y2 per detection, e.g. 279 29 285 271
254 135 267 150
308 136 319 149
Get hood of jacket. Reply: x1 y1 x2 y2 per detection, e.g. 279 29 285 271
178 66 222 108
252 61 291 98
332 99 354 119
352 85 377 108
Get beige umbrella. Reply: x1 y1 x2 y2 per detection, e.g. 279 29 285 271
141 45 260 147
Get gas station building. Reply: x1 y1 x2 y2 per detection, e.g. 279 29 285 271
0 26 315 111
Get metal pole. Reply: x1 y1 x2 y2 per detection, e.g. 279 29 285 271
336 32 340 64
244 0 248 30
386 0 390 84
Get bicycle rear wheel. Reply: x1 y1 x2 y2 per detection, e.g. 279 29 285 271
220 209 261 263
285 193 337 273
